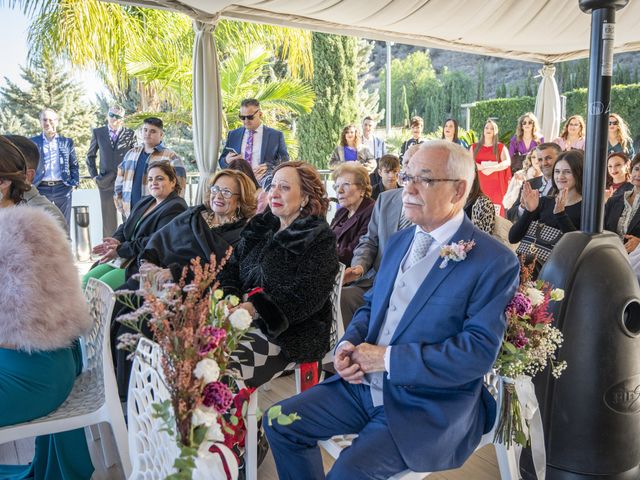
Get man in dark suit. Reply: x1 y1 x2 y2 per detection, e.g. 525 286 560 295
264 141 519 479
218 98 289 186
31 108 79 232
506 142 560 222
86 105 137 237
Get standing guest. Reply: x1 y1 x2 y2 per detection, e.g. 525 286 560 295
226 157 268 213
441 118 468 149
219 98 289 186
400 116 425 157
605 152 632 201
4 134 67 233
371 154 401 200
30 108 78 231
114 117 186 219
329 124 376 174
604 153 640 253
552 115 586 151
608 113 635 158
330 163 375 265
82 161 187 290
507 142 560 222
221 161 339 387
509 112 544 173
471 119 511 216
86 105 137 237
264 141 520 479
0 135 94 479
361 116 386 160
503 150 540 211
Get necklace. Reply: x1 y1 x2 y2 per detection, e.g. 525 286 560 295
202 210 238 229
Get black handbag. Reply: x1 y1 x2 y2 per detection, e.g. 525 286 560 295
515 220 563 264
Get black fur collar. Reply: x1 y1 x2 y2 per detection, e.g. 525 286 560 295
245 210 329 255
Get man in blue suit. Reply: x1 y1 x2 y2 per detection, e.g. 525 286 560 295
265 140 520 479
31 108 79 231
218 98 289 186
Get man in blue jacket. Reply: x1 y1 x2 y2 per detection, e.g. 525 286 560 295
218 98 289 186
264 140 520 479
31 108 79 231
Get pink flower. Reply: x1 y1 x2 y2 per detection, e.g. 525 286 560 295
506 292 532 317
203 381 233 413
199 326 227 356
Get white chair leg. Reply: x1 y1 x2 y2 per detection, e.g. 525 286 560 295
495 444 520 480
245 390 259 480
105 394 132 478
294 367 302 394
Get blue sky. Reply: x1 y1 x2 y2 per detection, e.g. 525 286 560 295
0 7 106 100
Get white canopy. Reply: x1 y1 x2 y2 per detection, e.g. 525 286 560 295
113 0 639 63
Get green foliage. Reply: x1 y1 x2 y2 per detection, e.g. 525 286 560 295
0 58 97 178
355 39 381 122
470 96 536 143
297 32 358 168
400 85 409 128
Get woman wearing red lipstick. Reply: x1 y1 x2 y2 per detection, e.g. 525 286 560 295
222 161 339 387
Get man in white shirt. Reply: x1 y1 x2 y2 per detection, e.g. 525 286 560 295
265 140 520 479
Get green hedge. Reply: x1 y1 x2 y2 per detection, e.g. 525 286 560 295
470 84 640 148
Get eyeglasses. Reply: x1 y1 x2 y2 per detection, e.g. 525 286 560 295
399 173 460 187
333 182 361 191
210 186 239 198
609 121 619 126
522 120 534 125
239 110 260 121
108 112 123 119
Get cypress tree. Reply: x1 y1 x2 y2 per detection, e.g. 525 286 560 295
298 33 357 168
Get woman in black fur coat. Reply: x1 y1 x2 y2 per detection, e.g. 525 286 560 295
222 161 339 387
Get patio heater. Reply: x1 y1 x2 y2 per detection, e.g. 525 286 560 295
520 1 640 479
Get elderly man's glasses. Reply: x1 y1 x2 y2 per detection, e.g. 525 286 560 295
108 112 123 119
239 110 260 121
210 185 239 198
399 172 460 187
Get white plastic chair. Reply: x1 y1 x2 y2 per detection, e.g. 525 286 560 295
127 337 180 478
319 373 520 480
0 278 131 477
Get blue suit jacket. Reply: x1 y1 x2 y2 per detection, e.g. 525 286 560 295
31 134 79 187
218 125 289 174
333 217 519 472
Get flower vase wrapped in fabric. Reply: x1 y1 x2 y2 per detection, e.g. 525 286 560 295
117 254 297 479
493 261 567 480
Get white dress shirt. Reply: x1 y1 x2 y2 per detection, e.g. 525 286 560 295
241 124 264 168
42 134 62 181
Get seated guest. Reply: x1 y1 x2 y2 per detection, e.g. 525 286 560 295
464 170 496 234
330 163 375 265
552 115 586 151
608 113 635 159
605 152 632 201
400 116 425 157
503 150 542 211
226 157 268 213
441 117 469 149
0 135 94 479
82 161 187 290
371 154 401 200
140 169 257 282
605 153 640 253
4 134 67 234
509 150 583 272
508 112 544 173
264 140 520 479
221 161 339 387
329 124 376 174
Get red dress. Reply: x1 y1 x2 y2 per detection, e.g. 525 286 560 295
473 143 512 216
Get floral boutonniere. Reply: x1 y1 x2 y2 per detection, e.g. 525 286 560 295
439 240 476 269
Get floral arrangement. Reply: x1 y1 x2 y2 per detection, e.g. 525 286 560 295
439 239 475 268
493 261 567 451
117 254 297 479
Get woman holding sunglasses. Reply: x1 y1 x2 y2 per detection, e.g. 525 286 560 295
508 112 544 174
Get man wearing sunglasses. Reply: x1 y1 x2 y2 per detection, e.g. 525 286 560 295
218 98 289 185
86 105 137 237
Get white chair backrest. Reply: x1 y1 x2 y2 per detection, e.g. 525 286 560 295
83 278 115 373
127 337 179 478
328 262 346 352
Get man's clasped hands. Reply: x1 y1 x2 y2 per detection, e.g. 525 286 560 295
334 341 387 383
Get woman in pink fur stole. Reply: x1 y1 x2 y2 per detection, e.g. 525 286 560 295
0 135 94 479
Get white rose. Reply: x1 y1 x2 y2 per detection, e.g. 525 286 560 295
229 308 252 330
192 406 218 428
550 288 565 301
205 420 225 442
194 358 220 383
526 287 545 307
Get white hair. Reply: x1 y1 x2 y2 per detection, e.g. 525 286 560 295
418 140 475 202
39 108 58 120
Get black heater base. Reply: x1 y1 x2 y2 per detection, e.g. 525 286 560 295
521 465 640 480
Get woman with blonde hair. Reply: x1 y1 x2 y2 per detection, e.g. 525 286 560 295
553 115 586 151
471 119 512 216
608 113 635 158
509 112 544 173
329 123 376 173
